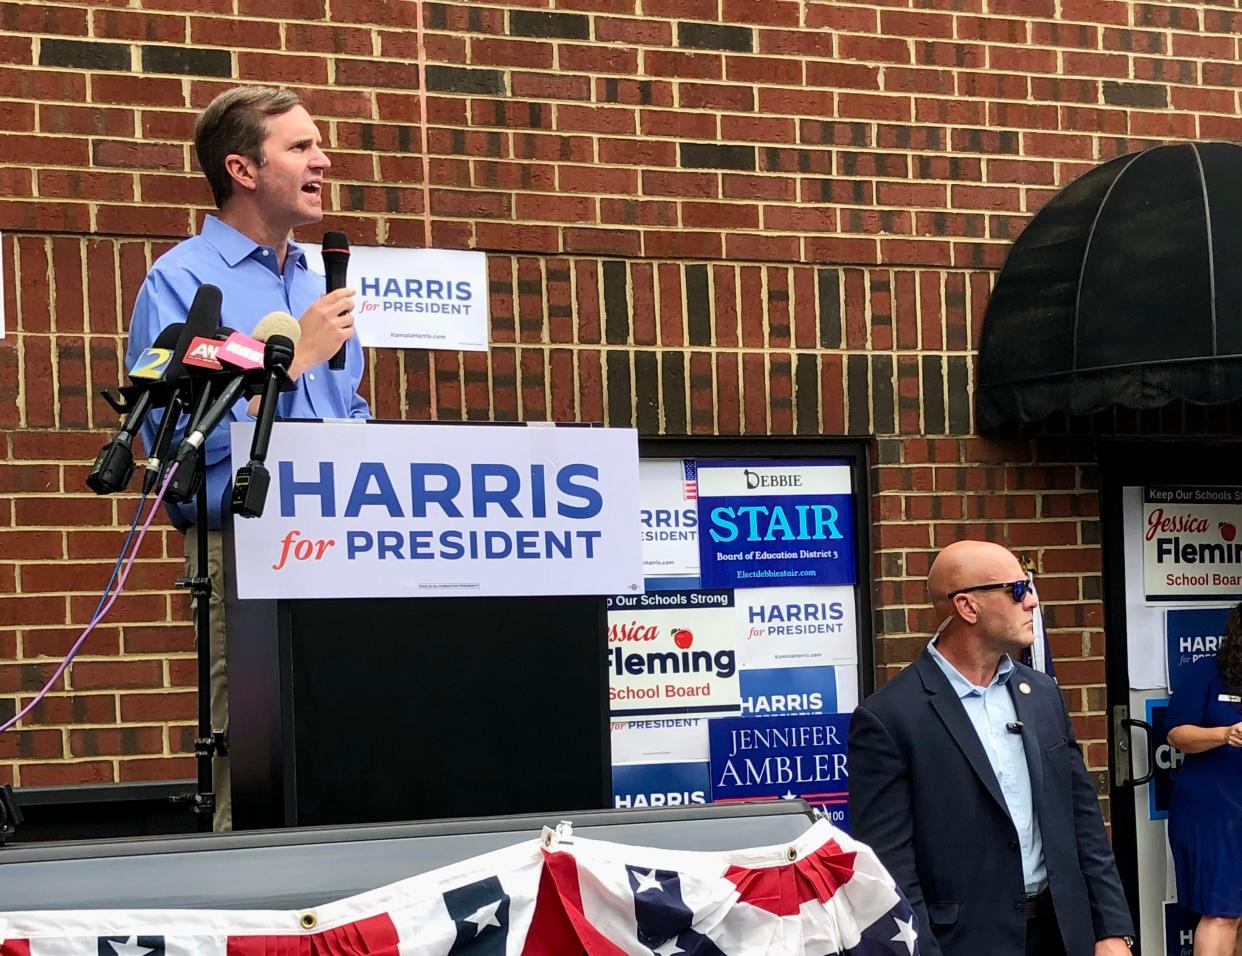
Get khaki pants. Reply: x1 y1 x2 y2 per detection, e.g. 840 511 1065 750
183 527 230 832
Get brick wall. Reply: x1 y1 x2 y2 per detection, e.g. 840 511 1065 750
1 0 1238 807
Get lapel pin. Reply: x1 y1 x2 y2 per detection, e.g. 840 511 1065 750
1018 681 1031 695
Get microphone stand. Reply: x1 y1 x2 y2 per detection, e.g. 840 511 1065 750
171 382 227 833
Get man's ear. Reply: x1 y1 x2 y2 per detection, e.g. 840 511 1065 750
223 153 259 194
954 594 979 625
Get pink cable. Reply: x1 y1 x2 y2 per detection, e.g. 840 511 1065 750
0 464 180 735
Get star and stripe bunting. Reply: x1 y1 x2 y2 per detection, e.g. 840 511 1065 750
1 820 918 956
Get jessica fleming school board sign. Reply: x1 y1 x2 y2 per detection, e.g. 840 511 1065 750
229 422 642 599
301 243 487 352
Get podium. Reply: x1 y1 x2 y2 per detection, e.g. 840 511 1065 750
220 420 643 831
224 545 611 830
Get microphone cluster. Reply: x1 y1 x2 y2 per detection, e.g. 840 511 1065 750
88 230 351 518
87 291 302 519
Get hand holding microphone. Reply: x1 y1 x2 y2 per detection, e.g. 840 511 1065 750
293 287 355 376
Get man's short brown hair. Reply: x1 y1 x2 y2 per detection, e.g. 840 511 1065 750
194 86 302 209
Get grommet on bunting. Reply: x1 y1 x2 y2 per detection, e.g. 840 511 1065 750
299 912 318 930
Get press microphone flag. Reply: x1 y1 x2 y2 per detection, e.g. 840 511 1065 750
143 324 237 494
165 316 298 505
322 230 350 371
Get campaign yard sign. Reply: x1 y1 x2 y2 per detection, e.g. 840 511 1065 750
230 422 641 599
696 460 855 590
300 242 487 352
739 665 840 717
606 590 740 718
1164 901 1197 956
1146 698 1182 821
610 717 709 764
708 713 851 828
734 585 858 669
1165 606 1229 694
637 458 700 588
1143 485 1242 601
611 761 711 809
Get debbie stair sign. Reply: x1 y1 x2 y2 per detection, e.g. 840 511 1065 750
696 460 856 590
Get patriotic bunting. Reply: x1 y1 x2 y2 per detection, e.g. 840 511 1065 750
1 820 917 956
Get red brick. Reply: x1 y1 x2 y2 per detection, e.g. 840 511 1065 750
19 761 115 786
722 0 798 25
0 66 85 100
19 693 116 725
191 16 281 47
120 756 195 781
119 692 196 722
644 50 722 80
69 660 164 691
839 34 912 64
560 43 637 74
640 109 720 139
70 725 163 757
92 74 184 107
92 8 185 40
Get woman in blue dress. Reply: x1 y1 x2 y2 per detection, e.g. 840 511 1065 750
1168 602 1242 956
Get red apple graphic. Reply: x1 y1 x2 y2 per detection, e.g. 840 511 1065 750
1221 522 1237 542
672 627 694 650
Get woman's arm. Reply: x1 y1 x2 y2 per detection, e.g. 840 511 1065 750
1168 720 1242 753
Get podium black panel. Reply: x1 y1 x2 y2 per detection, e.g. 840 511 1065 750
281 595 610 827
223 537 611 831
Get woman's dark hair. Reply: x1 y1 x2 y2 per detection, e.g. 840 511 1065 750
1219 602 1242 699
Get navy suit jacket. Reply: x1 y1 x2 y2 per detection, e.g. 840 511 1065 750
848 650 1134 956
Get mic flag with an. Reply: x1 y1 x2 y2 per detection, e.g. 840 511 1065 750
0 820 919 955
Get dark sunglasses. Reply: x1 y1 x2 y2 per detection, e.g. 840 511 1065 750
948 579 1032 603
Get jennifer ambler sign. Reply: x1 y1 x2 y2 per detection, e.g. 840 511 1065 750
300 243 487 352
230 422 641 599
1143 486 1242 601
707 712 851 829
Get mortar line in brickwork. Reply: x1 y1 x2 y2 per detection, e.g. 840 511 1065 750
13 239 28 430
413 0 434 249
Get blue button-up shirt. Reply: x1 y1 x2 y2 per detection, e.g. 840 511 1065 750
126 215 370 530
928 638 1048 896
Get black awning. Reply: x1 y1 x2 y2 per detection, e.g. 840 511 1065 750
977 141 1242 431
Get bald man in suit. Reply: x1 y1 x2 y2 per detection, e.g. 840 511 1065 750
848 541 1134 956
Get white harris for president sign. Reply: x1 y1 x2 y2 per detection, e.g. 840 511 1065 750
301 242 488 352
229 422 641 599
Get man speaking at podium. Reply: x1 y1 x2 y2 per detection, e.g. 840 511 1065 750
125 86 371 830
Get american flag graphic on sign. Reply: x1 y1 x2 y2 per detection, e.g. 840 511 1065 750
683 460 698 501
1 821 918 956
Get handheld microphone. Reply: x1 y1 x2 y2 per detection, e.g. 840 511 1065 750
1006 721 1024 734
322 231 350 371
86 322 185 494
232 312 302 518
166 315 298 504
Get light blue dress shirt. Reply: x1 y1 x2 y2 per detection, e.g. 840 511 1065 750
126 215 371 530
928 638 1048 896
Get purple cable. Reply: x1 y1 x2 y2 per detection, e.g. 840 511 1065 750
0 463 180 735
